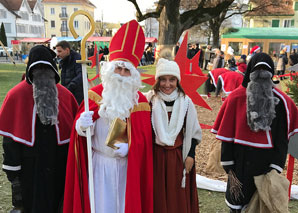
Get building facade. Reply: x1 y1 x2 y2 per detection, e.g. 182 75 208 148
43 0 95 38
0 0 45 47
243 0 298 28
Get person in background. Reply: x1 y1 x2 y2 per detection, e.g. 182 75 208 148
0 45 78 213
226 46 237 71
56 40 84 104
187 43 198 59
204 45 212 70
289 48 298 66
276 46 288 80
236 55 247 73
247 45 261 62
212 49 225 70
198 44 204 68
212 53 298 212
144 57 201 213
63 20 153 213
175 42 180 55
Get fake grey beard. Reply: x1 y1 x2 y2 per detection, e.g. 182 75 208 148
246 69 279 132
32 68 59 125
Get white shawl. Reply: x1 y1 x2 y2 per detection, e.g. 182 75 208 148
145 90 202 161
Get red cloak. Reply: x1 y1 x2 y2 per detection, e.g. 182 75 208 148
211 85 298 148
209 68 230 87
63 84 153 213
0 80 78 146
218 71 244 95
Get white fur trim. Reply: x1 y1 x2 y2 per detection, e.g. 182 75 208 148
253 62 271 70
225 199 242 210
216 130 273 148
221 161 234 166
2 165 21 171
269 164 283 173
27 60 59 84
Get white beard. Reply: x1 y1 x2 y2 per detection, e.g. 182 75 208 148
98 61 142 123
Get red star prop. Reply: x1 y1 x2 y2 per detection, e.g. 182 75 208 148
175 32 204 76
88 45 104 69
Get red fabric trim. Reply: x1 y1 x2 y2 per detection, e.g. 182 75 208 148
0 80 78 146
287 154 295 199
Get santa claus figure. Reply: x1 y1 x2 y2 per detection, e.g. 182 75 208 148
0 45 78 212
63 20 153 213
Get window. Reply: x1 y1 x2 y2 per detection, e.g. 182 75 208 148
50 8 55 15
272 19 279 27
61 7 67 15
0 9 7 18
61 20 67 31
51 34 56 37
74 20 79 28
291 43 298 53
74 8 78 12
284 20 291 28
32 14 41 22
19 12 29 20
228 42 243 56
269 42 285 56
4 23 11 33
295 2 298 11
51 20 55 28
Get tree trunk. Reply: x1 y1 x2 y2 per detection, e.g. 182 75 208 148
211 27 220 49
155 5 183 61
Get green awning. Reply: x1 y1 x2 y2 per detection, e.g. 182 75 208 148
222 28 298 40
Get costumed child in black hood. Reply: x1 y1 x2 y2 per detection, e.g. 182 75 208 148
0 45 78 212
211 53 298 212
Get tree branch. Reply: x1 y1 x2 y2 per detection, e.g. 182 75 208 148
180 0 234 32
127 0 166 22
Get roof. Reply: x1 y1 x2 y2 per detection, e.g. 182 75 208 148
246 0 294 16
27 0 36 10
222 28 298 40
42 0 95 7
20 38 51 43
0 0 22 17
0 0 22 11
87 36 112 42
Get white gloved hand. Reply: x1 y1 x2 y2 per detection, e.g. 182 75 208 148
77 111 94 131
114 143 129 158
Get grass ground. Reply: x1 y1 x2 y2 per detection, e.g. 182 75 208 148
0 63 297 212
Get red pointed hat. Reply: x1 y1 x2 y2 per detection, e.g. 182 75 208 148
109 20 145 67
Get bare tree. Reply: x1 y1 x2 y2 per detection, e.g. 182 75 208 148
207 0 285 47
127 0 234 49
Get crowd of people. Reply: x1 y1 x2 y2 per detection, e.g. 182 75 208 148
0 19 298 213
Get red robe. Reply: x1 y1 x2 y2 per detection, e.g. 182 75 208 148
0 80 78 146
63 84 153 213
209 68 230 87
212 85 298 148
218 71 243 95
